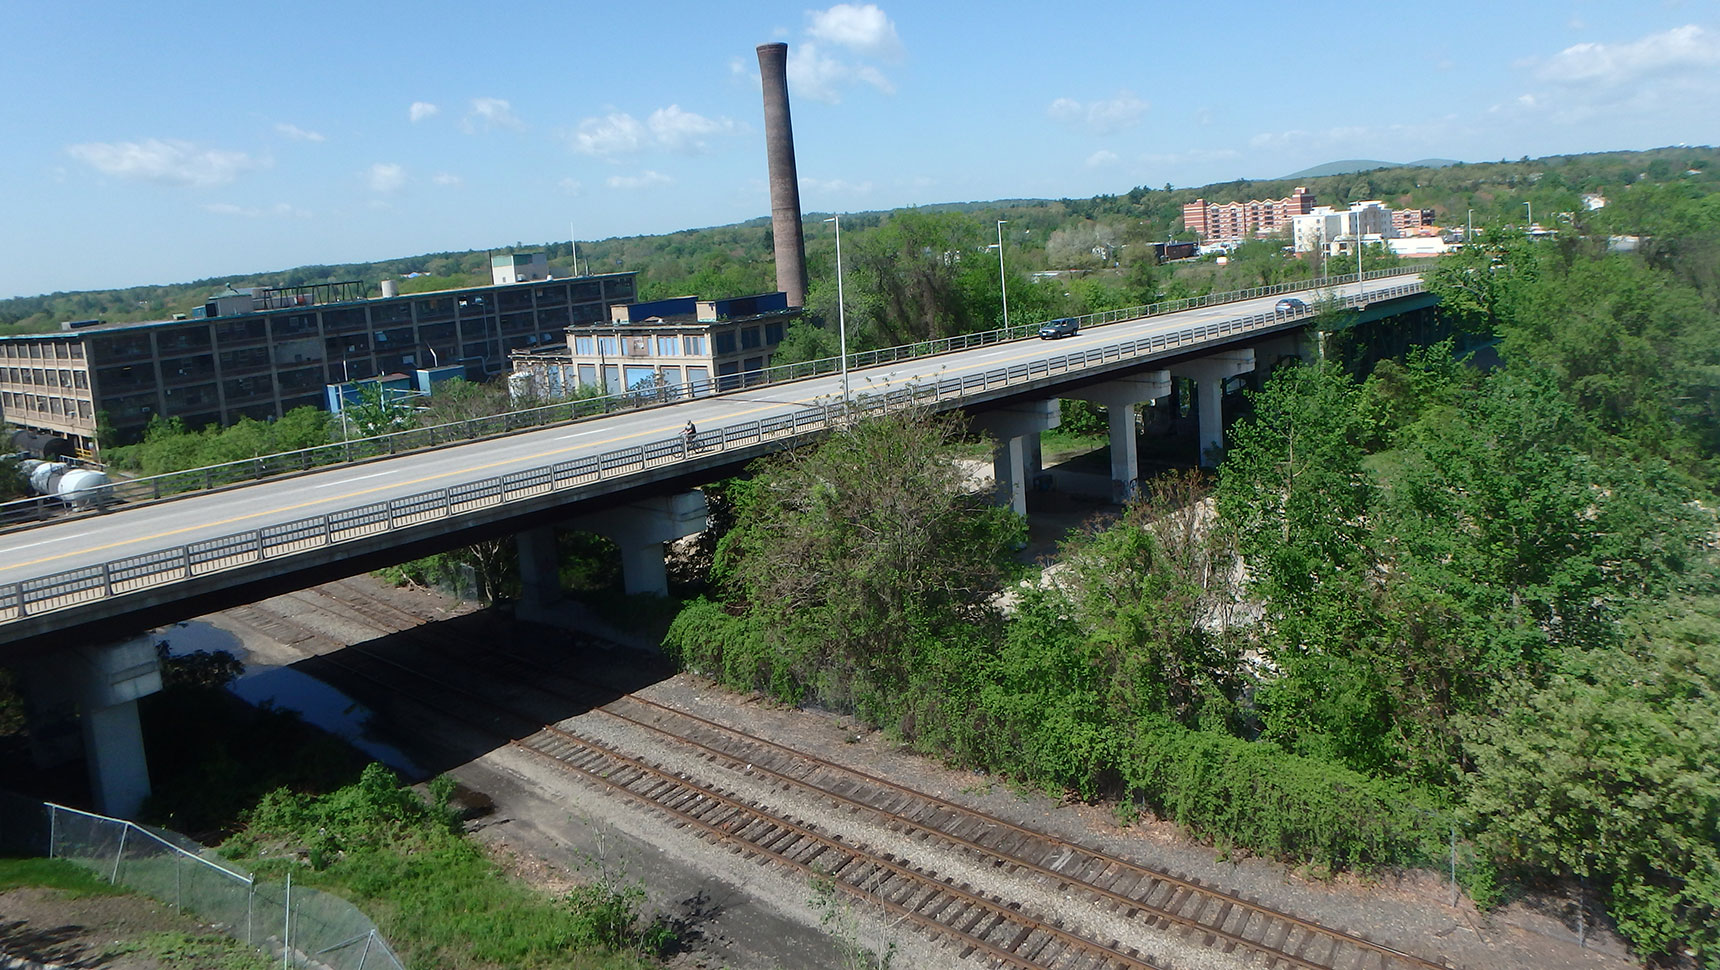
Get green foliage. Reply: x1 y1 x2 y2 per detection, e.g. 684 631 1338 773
342 381 417 439
233 769 670 967
670 409 1023 713
154 643 244 692
0 665 24 737
1463 597 1720 963
0 857 130 896
0 454 25 501
103 931 277 970
106 408 332 476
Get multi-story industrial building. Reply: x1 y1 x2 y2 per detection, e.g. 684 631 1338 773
509 292 799 400
1182 187 1317 243
0 261 637 457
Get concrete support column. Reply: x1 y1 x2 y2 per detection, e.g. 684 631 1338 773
1069 370 1171 503
573 491 709 596
969 400 1059 516
21 638 163 818
516 526 562 610
1173 350 1255 468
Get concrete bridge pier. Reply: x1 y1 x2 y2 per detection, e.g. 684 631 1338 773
1068 370 1172 503
1174 350 1255 467
970 400 1060 516
20 637 162 818
572 491 710 597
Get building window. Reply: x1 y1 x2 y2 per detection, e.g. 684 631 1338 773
597 337 621 356
683 335 707 356
655 336 680 356
574 336 595 354
764 322 784 345
713 331 736 355
741 327 761 350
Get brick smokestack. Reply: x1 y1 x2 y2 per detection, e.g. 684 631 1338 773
756 42 808 308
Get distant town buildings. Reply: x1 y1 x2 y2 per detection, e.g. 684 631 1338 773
509 292 801 400
0 260 637 457
1181 187 1317 243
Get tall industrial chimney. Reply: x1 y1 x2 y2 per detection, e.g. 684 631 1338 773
756 42 808 308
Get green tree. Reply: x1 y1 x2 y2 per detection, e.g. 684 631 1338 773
668 409 1024 716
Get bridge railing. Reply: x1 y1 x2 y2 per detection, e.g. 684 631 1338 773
0 266 1426 530
0 278 1427 628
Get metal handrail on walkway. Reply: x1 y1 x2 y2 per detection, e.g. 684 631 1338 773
0 279 1425 626
0 266 1426 528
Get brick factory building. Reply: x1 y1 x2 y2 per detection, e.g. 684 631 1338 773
1182 186 1317 243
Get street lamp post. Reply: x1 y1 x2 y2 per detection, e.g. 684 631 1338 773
1524 201 1533 229
1467 208 1473 245
996 220 1010 331
824 216 850 410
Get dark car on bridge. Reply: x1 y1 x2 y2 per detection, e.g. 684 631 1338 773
1039 318 1080 339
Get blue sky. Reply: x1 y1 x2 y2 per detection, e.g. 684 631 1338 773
3 0 1716 299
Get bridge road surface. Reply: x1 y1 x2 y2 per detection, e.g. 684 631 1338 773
0 279 1396 596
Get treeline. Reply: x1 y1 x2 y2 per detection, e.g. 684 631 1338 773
6 147 1712 336
665 181 1720 961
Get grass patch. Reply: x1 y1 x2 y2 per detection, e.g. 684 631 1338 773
226 765 673 970
0 856 130 896
104 931 277 970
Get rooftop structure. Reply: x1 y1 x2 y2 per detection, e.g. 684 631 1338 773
0 264 637 457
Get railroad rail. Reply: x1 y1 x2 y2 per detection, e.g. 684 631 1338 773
261 583 1454 970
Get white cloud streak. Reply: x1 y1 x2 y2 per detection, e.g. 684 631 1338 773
409 101 440 123
275 123 325 143
572 106 739 158
606 170 671 190
1047 91 1148 135
65 138 263 188
1535 24 1720 85
368 162 406 193
464 97 524 133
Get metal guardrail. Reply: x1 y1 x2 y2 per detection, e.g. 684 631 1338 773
0 266 1426 528
0 277 1426 627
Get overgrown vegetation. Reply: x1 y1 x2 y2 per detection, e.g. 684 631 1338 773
668 172 1720 963
227 764 673 969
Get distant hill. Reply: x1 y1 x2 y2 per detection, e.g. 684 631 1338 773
1281 158 1461 179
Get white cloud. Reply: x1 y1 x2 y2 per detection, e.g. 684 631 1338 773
65 138 262 188
201 202 309 219
274 123 325 143
787 40 895 103
431 173 462 186
607 170 671 190
1535 24 1720 85
572 106 739 158
806 4 903 60
368 162 406 193
463 97 524 133
409 101 439 123
1047 91 1148 135
647 105 739 153
800 176 875 195
1086 150 1119 168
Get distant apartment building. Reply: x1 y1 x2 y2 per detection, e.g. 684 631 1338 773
509 292 800 400
1292 201 1402 254
1182 186 1317 243
1392 207 1437 233
0 262 637 457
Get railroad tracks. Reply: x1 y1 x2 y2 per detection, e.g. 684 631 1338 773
238 583 1455 970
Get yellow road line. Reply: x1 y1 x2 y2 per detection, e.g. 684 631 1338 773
0 292 1303 576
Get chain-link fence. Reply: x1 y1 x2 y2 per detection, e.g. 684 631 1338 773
0 792 404 970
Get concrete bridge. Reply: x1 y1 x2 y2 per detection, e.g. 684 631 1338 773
0 271 1433 814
